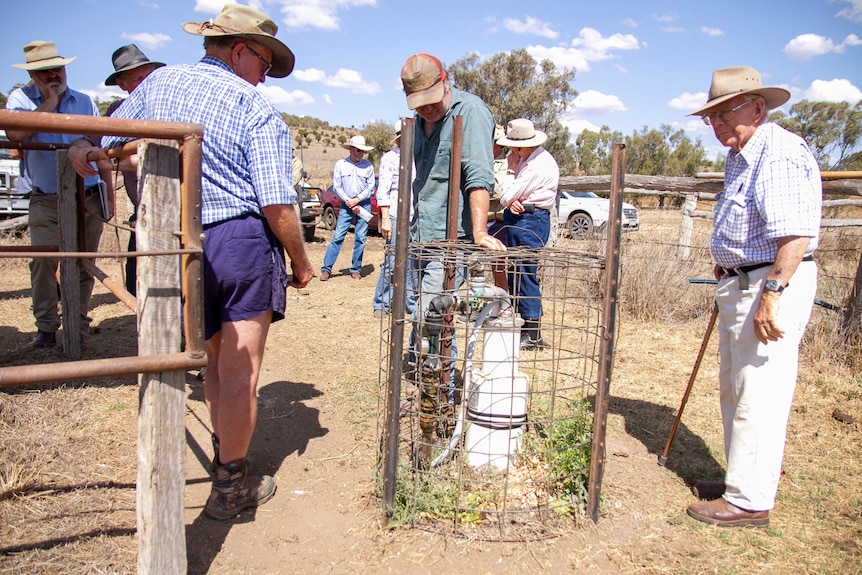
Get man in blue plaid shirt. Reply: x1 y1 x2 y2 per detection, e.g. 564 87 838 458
685 66 821 529
70 4 314 521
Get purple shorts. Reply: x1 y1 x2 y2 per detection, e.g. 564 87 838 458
202 214 287 340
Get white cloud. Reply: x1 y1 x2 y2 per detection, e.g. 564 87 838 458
81 86 126 103
193 0 377 30
256 85 315 106
560 115 600 140
802 78 862 104
784 33 835 60
701 26 724 37
503 16 558 39
835 0 862 23
652 12 678 23
323 94 333 105
293 67 380 95
663 26 686 33
572 90 626 115
527 27 641 73
120 32 171 51
668 91 708 112
278 0 378 30
622 18 638 28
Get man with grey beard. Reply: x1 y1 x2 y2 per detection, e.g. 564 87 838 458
6 40 106 350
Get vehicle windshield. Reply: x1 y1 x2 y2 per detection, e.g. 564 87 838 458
564 191 600 199
0 132 12 160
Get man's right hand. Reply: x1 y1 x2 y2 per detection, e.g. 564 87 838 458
473 230 506 251
67 143 107 178
289 258 315 289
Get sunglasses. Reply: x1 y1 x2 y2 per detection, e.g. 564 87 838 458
245 43 272 76
702 99 755 126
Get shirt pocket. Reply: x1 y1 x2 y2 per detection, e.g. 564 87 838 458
428 139 452 182
721 191 751 244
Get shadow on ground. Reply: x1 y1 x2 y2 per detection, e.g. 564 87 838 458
608 395 724 487
185 380 328 575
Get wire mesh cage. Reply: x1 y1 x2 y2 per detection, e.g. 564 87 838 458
376 241 608 541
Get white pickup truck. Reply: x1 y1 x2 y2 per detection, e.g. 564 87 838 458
0 130 28 215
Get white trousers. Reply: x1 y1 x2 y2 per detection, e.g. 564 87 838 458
717 261 817 511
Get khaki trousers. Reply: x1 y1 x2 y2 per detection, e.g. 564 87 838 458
28 193 103 334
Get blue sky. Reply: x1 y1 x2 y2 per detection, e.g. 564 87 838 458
3 0 861 159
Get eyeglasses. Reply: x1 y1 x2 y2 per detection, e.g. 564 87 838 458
244 43 272 76
702 98 755 126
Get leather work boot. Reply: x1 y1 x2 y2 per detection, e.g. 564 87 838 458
520 319 546 350
205 458 276 521
32 329 56 349
686 498 769 528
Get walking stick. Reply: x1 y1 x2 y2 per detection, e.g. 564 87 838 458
658 302 718 466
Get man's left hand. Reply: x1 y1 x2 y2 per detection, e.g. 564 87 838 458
753 290 785 344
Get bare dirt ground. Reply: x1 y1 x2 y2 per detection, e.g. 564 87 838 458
1 210 861 574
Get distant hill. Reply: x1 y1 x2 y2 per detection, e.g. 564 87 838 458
281 113 365 188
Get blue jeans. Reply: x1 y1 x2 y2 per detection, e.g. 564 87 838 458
322 200 370 275
373 215 416 313
504 209 550 320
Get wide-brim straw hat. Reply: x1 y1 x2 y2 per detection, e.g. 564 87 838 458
496 118 547 148
390 119 403 146
689 66 790 117
13 40 75 71
182 3 295 78
105 44 165 86
342 135 373 152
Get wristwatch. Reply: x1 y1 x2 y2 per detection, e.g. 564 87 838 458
763 279 784 294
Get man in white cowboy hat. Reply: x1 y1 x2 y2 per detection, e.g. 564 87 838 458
70 3 313 521
320 134 376 281
103 44 165 296
6 40 107 351
496 118 560 350
372 120 416 316
685 66 821 528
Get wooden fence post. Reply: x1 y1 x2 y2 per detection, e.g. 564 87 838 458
136 140 187 575
676 193 697 260
57 151 82 357
844 250 862 343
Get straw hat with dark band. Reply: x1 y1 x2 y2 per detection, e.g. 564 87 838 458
182 4 295 78
689 66 790 117
13 40 75 71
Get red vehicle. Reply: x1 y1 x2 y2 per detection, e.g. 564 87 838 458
319 181 380 232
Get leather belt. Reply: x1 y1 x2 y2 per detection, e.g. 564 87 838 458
722 255 814 277
31 184 100 196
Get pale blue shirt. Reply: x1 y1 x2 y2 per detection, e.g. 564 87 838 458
7 84 100 193
102 57 294 225
711 121 821 269
332 155 374 204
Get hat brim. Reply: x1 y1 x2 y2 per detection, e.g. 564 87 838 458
689 86 790 117
497 130 547 148
13 55 76 71
105 61 166 86
405 82 444 110
341 143 373 152
182 22 295 78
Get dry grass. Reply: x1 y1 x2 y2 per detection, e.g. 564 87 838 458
0 207 860 574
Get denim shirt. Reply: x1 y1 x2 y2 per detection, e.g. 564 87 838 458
410 88 494 242
7 84 100 193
